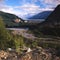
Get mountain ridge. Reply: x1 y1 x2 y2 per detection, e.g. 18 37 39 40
32 4 60 37
0 11 24 27
29 11 52 19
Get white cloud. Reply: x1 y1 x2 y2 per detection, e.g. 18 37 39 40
0 0 54 19
31 0 60 9
30 0 60 8
0 3 40 18
0 3 54 19
13 3 53 18
0 0 4 2
44 0 60 4
43 0 60 8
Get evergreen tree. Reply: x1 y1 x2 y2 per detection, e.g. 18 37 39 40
0 17 12 49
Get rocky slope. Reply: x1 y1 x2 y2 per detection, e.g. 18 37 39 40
0 47 60 60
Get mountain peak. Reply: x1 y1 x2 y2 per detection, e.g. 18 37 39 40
57 4 60 8
37 5 60 36
46 4 60 22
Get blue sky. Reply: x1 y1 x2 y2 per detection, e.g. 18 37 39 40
0 0 60 19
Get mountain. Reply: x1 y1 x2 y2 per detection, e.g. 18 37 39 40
28 11 52 19
30 5 60 37
0 11 24 27
40 4 60 27
37 4 60 36
46 5 60 23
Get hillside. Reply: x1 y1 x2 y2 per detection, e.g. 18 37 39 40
46 5 60 23
40 5 60 27
30 5 60 37
29 11 52 19
0 11 24 27
36 4 60 36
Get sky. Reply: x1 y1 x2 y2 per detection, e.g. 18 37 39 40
0 0 60 19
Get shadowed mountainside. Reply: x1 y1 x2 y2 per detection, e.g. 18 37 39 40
36 4 60 36
29 5 60 37
0 11 24 27
29 11 52 19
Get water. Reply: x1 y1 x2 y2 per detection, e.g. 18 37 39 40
6 28 28 30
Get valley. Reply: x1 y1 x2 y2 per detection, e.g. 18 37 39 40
0 4 60 60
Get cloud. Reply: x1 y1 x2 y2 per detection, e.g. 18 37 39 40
44 0 60 4
0 0 4 1
0 3 40 18
0 0 57 19
16 3 40 13
44 0 60 7
13 3 53 18
0 3 53 19
38 0 60 8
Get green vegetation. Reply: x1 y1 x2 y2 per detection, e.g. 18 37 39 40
14 35 24 53
0 17 24 53
0 11 24 27
0 17 12 49
0 13 60 54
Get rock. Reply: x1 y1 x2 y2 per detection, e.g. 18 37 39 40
0 47 60 60
27 48 32 53
19 47 60 60
0 50 9 59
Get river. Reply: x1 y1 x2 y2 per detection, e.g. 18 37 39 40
6 28 28 30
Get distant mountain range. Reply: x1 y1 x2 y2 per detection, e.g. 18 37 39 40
28 11 52 19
